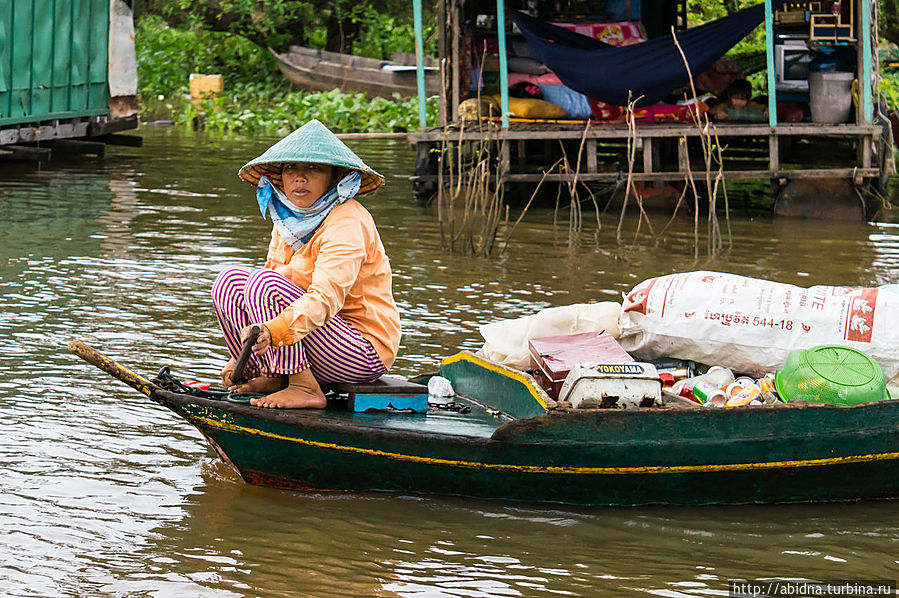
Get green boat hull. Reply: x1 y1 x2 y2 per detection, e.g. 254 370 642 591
72 342 899 506
166 391 899 506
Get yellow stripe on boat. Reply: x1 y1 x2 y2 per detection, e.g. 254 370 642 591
191 416 899 475
441 351 550 410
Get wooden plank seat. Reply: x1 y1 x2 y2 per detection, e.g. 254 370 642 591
328 376 429 413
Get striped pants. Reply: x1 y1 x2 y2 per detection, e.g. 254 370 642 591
211 267 387 384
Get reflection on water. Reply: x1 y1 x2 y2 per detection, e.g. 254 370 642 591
1 125 898 596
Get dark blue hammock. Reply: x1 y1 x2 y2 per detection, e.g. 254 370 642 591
510 3 780 107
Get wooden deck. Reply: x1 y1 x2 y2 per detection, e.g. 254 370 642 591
0 115 141 160
408 120 884 185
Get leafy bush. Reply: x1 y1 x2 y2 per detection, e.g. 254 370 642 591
135 15 438 132
881 72 899 111
193 88 439 133
136 15 283 101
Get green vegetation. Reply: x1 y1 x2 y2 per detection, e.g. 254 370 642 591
137 1 899 132
881 73 899 112
135 14 438 133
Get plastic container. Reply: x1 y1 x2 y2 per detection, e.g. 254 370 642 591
774 345 890 407
808 71 854 124
808 47 840 73
670 365 734 397
558 362 662 409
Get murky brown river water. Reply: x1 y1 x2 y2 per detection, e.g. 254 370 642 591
2 125 899 596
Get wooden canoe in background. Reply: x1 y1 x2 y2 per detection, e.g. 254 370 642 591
70 341 899 507
270 46 441 99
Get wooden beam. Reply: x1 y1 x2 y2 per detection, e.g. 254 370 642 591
2 145 51 161
48 139 105 156
92 133 143 147
407 123 881 143
87 115 138 137
410 167 880 183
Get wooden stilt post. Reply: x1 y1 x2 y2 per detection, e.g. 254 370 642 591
413 0 428 129
643 137 653 174
768 134 779 173
451 0 461 122
437 0 447 127
860 0 873 124
678 137 689 173
764 0 778 128
496 0 509 129
587 139 597 173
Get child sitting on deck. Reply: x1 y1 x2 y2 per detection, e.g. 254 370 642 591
708 79 767 122
211 120 401 409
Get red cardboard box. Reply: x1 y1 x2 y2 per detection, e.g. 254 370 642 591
527 331 633 400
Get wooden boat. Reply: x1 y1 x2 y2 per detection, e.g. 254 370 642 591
270 46 440 99
70 341 899 507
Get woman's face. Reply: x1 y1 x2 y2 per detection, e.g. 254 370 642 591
280 162 334 208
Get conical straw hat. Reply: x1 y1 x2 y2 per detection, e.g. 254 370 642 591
238 119 384 195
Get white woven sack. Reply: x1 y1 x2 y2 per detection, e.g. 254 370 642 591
618 271 899 379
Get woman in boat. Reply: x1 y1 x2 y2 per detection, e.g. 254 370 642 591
212 119 401 409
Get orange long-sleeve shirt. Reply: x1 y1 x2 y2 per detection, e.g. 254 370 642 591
261 199 401 369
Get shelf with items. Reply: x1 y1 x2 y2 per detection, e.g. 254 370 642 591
810 13 854 42
775 1 822 25
774 0 855 43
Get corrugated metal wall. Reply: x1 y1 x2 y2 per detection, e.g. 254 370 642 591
0 0 110 126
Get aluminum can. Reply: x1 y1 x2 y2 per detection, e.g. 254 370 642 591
694 381 727 407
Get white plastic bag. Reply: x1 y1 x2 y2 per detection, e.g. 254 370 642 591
478 302 622 370
427 376 455 397
619 271 899 379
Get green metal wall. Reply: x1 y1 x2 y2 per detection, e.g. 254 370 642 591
0 0 110 126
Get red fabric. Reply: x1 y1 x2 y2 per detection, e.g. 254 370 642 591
631 102 707 122
777 102 809 123
588 98 623 120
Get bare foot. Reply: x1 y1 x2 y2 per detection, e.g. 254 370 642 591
250 369 326 409
231 375 286 395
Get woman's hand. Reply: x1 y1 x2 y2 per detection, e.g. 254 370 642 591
240 323 272 356
221 357 237 387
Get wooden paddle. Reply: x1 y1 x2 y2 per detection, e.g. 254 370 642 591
231 325 260 386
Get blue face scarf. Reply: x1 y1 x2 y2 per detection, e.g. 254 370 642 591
256 169 362 249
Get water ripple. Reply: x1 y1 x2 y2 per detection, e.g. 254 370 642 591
1 126 899 596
